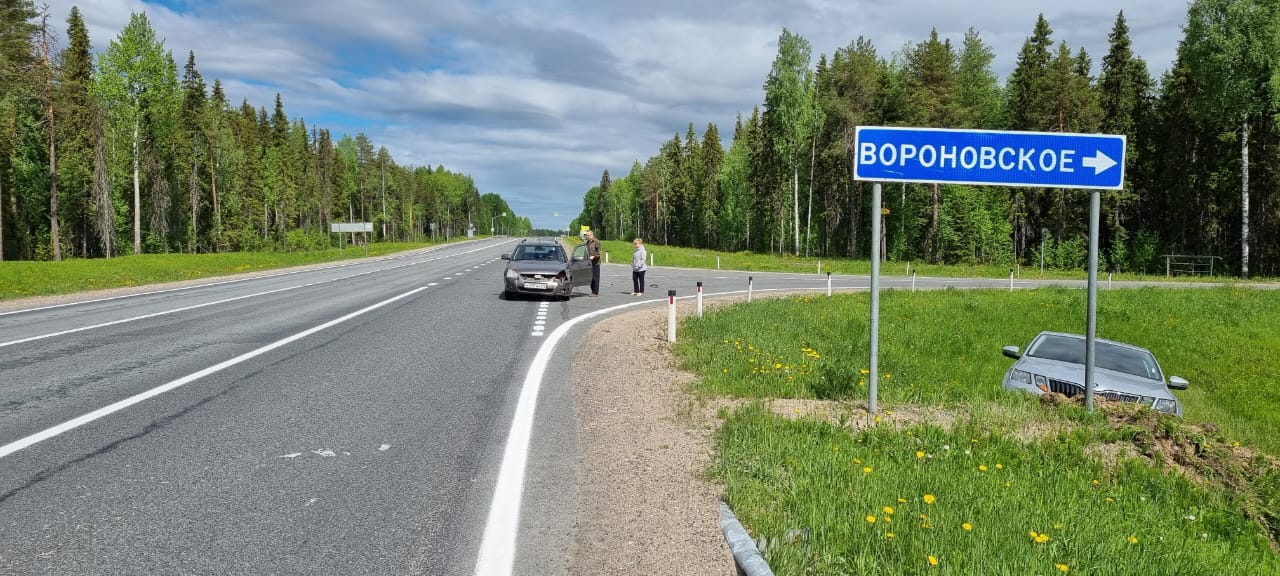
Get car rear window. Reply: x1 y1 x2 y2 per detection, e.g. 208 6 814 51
1026 335 1162 380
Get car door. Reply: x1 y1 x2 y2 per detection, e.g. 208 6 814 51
569 244 592 287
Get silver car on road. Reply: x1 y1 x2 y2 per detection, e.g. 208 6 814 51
1001 331 1189 417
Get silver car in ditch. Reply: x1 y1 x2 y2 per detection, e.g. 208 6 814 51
1001 331 1188 417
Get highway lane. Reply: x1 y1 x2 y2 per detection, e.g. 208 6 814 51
0 238 589 575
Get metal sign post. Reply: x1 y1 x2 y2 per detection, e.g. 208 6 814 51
855 126 1126 414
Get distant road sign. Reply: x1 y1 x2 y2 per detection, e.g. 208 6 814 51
854 126 1126 190
331 222 373 233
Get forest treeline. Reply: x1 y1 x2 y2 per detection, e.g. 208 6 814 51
574 3 1280 277
0 5 526 261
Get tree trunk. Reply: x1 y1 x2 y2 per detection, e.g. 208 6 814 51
211 148 220 252
1241 119 1250 279
42 22 61 261
0 173 5 261
792 162 799 256
132 119 141 255
805 134 815 257
189 148 199 253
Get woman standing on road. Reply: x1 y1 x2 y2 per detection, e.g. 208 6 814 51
631 238 647 296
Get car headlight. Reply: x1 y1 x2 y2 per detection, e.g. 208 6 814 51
1010 369 1031 385
1154 398 1178 414
505 268 518 279
1034 374 1048 391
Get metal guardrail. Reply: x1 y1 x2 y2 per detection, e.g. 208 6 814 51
1163 254 1222 277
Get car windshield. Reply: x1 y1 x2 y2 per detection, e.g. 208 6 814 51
1026 334 1162 380
512 244 565 262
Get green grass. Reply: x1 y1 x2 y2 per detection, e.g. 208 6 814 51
0 241 444 301
676 287 1280 453
718 404 1279 575
597 240 1255 283
675 287 1280 574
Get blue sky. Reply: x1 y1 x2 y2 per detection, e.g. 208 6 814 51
49 0 1188 231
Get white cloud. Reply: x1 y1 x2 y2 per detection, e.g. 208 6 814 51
45 0 1186 229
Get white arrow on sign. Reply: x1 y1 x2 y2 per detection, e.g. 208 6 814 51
1081 150 1117 175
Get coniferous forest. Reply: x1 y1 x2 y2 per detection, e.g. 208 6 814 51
573 4 1280 278
0 6 527 262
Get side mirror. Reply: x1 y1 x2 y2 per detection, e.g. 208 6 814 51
1002 346 1021 360
501 254 511 260
1168 376 1189 390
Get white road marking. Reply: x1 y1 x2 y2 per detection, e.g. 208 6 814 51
474 297 656 576
0 286 429 461
280 453 302 459
428 283 439 287
305 498 318 506
379 444 391 451
0 240 502 318
0 247 485 349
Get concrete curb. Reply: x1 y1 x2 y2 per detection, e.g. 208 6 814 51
720 501 775 576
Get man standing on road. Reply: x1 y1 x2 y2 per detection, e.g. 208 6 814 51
584 230 602 297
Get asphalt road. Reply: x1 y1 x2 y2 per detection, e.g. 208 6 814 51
0 243 1242 576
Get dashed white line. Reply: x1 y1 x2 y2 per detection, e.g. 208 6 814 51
0 285 430 461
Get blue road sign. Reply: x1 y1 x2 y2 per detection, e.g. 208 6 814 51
854 127 1126 190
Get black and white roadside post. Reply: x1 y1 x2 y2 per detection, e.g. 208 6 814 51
855 126 1126 416
696 282 704 317
667 290 678 343
827 272 832 297
747 276 753 302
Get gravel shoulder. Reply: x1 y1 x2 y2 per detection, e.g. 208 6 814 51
567 305 735 575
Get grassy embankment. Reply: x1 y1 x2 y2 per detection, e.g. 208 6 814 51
675 287 1280 575
0 241 445 301
596 240 1252 283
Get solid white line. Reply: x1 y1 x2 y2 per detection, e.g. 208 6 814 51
0 286 428 461
0 243 505 349
474 286 879 575
0 239 505 318
473 297 654 576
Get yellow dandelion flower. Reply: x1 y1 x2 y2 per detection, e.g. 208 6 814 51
916 451 925 459
885 373 893 379
886 532 895 539
1036 533 1050 544
927 555 938 567
996 463 1004 470
971 438 979 444
1053 523 1063 530
854 458 862 464
863 466 873 474
1005 482 1012 488
1106 497 1114 503
884 516 892 523
884 506 895 515
860 369 870 375
897 497 907 504
866 515 876 524
979 464 988 472
1030 531 1039 539
774 362 782 369
1091 479 1100 487
886 410 893 415
722 368 729 373
1056 563 1070 573
923 494 936 505
875 415 882 423
1233 441 1240 447
962 522 973 531
1127 535 1138 545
